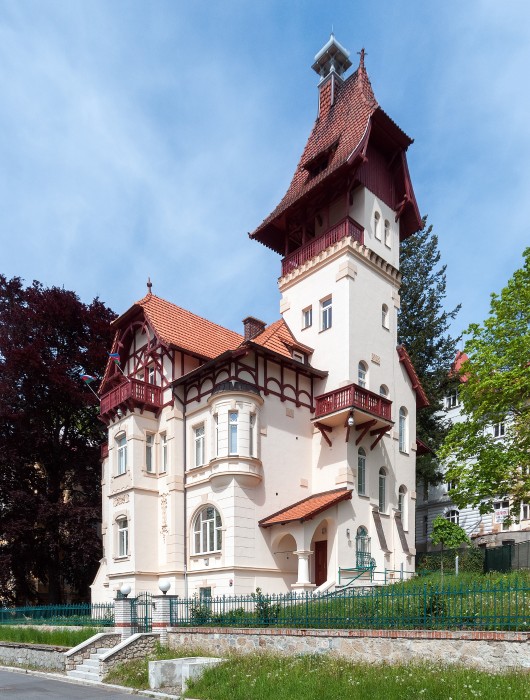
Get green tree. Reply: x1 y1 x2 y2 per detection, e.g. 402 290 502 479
430 515 470 576
398 218 461 484
440 248 530 520
0 276 115 604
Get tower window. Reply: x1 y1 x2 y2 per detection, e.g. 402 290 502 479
378 468 387 513
117 434 127 476
399 407 408 453
358 361 368 389
302 306 313 329
374 211 381 240
381 304 389 329
229 412 238 455
357 448 366 496
146 434 154 473
117 517 129 558
384 220 391 247
320 297 332 331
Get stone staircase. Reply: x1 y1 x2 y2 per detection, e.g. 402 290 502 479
66 646 113 682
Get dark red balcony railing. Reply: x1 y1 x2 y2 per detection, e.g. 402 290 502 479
100 378 162 416
315 383 392 421
281 216 364 276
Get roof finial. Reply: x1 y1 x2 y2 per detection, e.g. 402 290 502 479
147 277 153 294
358 47 367 70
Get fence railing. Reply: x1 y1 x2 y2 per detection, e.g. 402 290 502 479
169 580 530 631
0 603 114 627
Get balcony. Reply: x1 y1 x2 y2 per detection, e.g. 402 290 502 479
100 378 162 419
315 383 392 428
281 216 364 277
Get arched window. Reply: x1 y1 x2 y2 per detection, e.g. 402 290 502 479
379 385 389 398
356 526 370 567
193 506 222 554
446 509 459 525
398 485 407 520
378 468 387 513
381 304 389 329
358 361 368 389
374 211 381 240
357 448 366 496
399 407 408 453
116 434 127 475
384 220 391 247
229 412 238 454
117 517 129 557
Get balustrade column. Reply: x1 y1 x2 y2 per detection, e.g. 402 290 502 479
292 550 316 593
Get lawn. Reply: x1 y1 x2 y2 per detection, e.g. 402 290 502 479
0 626 102 647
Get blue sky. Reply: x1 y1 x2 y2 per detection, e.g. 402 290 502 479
1 1 529 343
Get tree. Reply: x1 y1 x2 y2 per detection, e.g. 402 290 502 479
0 276 115 604
440 248 530 520
398 218 461 484
430 515 470 577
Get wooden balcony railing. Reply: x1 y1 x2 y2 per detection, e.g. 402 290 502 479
315 383 392 421
281 216 364 276
100 378 162 417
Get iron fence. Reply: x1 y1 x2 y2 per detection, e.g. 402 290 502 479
169 580 530 631
0 602 114 627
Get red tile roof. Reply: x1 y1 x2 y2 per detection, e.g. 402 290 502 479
451 350 469 383
116 293 244 360
397 345 430 409
259 488 352 528
251 319 313 359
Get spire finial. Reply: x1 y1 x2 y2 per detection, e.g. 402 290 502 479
147 277 153 294
358 47 367 70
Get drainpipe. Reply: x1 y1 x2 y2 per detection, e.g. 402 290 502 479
173 387 188 599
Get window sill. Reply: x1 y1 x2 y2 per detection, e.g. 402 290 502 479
190 551 221 559
115 472 127 478
319 327 332 334
357 493 369 499
301 325 312 331
399 450 409 456
113 556 130 562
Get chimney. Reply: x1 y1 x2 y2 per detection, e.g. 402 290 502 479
312 34 352 118
243 316 266 341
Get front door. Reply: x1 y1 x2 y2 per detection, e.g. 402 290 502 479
314 540 327 586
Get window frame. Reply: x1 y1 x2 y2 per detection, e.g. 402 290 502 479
160 432 168 474
320 296 332 331
378 468 387 513
145 433 155 473
381 304 389 330
399 407 408 453
384 219 391 248
446 509 460 525
229 412 238 455
193 506 222 554
117 434 127 476
493 422 505 439
358 361 368 389
117 517 129 558
302 306 313 330
249 413 256 458
374 211 381 240
194 424 205 467
357 447 366 496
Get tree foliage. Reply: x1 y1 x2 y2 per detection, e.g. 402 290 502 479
0 276 115 604
430 515 470 577
440 248 530 519
398 218 461 483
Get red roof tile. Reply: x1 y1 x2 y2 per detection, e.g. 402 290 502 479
451 350 469 383
251 319 313 359
259 488 352 528
397 345 430 408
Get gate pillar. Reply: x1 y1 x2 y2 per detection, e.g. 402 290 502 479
114 595 135 641
152 595 176 646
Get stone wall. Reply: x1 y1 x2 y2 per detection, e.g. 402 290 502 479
0 642 66 671
167 627 530 671
100 633 160 676
65 632 121 671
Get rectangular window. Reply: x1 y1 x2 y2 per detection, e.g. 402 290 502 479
522 504 529 521
357 453 366 496
229 412 238 455
249 414 256 457
321 297 332 331
445 390 459 409
118 519 128 557
195 424 205 466
117 435 127 475
292 350 305 363
493 422 505 439
493 499 510 525
147 365 155 385
160 433 167 473
146 434 154 473
302 306 312 329
214 415 219 456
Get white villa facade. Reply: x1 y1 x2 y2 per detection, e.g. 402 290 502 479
91 36 428 603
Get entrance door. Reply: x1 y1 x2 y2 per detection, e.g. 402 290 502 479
314 540 327 586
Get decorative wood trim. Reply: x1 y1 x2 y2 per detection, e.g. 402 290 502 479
355 419 376 446
315 422 333 447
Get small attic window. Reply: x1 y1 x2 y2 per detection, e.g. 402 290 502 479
292 350 306 364
303 139 339 180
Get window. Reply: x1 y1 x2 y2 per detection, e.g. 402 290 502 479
357 448 366 496
522 504 530 521
117 434 127 475
398 485 406 516
302 306 312 329
381 304 389 329
493 499 510 527
374 211 381 240
378 468 387 513
147 365 155 385
193 506 222 554
493 422 505 439
249 414 256 457
229 412 238 455
445 390 459 409
117 517 129 557
195 425 205 466
199 586 212 602
379 384 389 398
446 480 457 492
384 220 391 247
446 509 459 525
321 297 332 331
160 433 168 473
399 407 408 453
292 350 305 363
214 414 219 456
358 361 368 389
146 434 154 473
356 526 370 567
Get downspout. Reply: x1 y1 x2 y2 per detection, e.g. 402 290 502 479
173 387 188 599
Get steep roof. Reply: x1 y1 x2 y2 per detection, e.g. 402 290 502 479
259 488 352 528
113 293 244 360
397 345 430 408
250 56 420 251
251 319 313 359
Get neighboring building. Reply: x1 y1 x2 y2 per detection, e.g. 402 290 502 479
415 351 530 551
91 35 428 602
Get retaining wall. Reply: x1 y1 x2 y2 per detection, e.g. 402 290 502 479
167 627 530 671
0 642 66 671
100 633 160 676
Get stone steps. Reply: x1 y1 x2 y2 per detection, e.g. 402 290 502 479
67 646 115 681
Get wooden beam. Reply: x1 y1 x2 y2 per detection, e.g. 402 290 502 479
369 425 392 450
315 422 333 447
355 419 376 446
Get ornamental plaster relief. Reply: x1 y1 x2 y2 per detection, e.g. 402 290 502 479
112 493 130 507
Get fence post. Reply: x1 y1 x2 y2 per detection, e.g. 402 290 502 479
114 595 135 641
455 554 459 576
152 595 176 646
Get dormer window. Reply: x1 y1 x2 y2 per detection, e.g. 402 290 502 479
303 140 339 180
292 350 305 364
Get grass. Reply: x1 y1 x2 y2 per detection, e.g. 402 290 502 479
103 644 215 689
183 654 530 700
0 626 102 647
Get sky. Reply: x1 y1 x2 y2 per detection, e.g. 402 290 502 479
0 0 529 344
